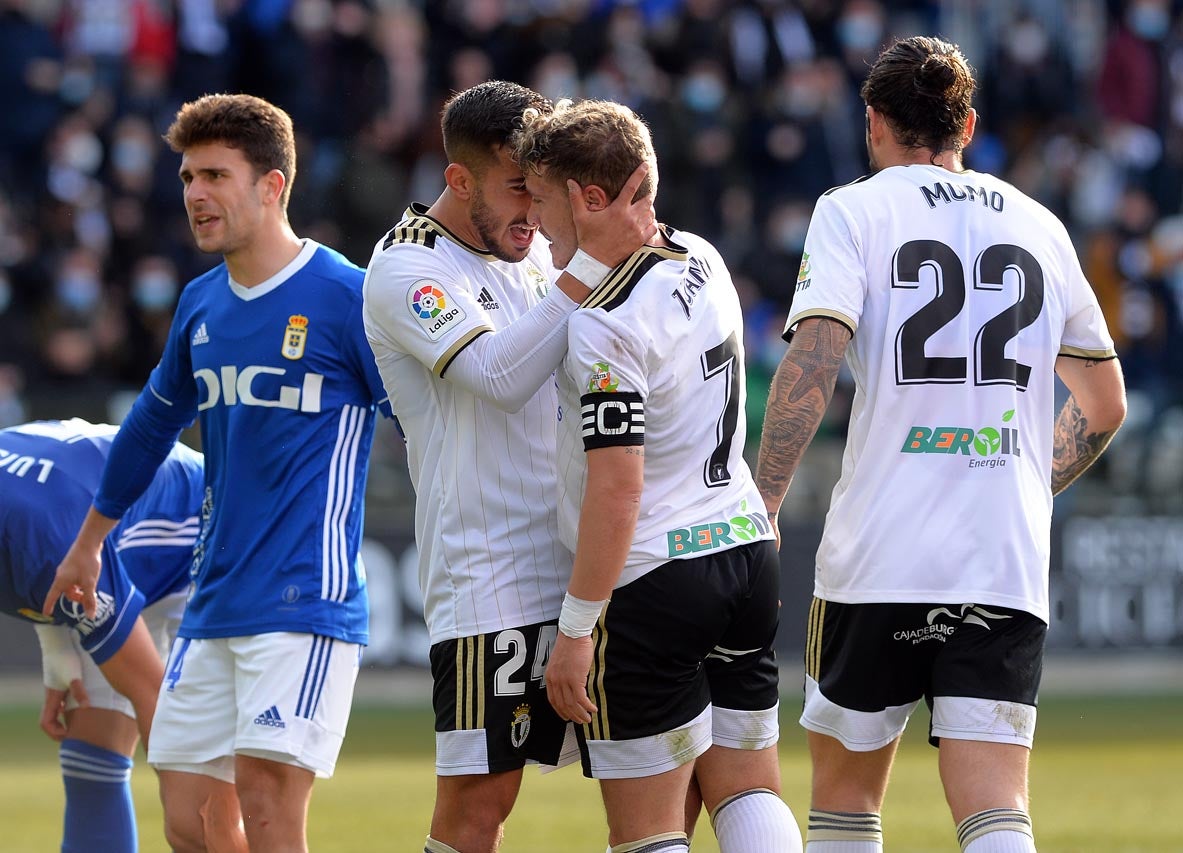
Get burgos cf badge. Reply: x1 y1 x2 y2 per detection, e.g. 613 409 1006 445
282 315 309 360
409 279 466 341
510 703 532 749
587 361 619 393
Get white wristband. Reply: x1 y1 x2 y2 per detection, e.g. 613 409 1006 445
558 592 607 638
564 249 612 289
34 623 81 690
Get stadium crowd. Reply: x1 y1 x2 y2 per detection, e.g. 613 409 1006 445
0 0 1180 508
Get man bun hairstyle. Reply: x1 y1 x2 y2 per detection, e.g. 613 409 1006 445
164 93 297 210
861 35 976 158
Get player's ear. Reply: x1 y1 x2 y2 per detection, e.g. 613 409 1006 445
444 163 476 201
583 185 609 212
962 108 978 148
260 169 286 206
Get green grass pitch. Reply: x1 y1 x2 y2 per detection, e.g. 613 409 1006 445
0 694 1179 851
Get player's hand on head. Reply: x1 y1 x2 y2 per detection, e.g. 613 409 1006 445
545 632 598 724
570 161 657 269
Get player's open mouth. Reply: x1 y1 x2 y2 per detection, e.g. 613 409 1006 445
509 224 534 249
193 214 219 233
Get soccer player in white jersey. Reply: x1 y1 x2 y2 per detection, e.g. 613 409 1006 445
362 81 655 853
513 99 802 853
754 36 1127 853
1 419 214 853
46 94 393 853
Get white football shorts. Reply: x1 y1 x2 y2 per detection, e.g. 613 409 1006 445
68 590 187 716
148 632 362 782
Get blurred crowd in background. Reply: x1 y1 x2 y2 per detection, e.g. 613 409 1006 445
1 0 1181 514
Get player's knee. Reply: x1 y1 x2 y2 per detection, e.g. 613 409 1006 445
163 809 208 853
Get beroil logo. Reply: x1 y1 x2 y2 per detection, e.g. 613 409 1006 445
900 409 1020 470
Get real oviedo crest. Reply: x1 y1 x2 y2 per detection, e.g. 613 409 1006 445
282 314 309 360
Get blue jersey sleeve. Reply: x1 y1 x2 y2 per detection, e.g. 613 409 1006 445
94 296 200 518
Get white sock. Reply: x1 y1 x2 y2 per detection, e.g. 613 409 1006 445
805 809 883 851
424 837 463 853
959 809 1035 853
711 789 802 852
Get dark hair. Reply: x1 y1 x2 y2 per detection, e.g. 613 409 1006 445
164 93 297 209
860 36 976 158
511 99 656 202
441 81 552 174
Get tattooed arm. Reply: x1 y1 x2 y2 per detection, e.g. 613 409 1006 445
755 317 853 544
1051 355 1127 496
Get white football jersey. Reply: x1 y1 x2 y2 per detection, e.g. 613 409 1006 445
789 164 1116 622
558 227 775 588
363 205 571 642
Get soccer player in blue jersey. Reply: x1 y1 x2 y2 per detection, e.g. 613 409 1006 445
46 93 393 853
0 418 227 853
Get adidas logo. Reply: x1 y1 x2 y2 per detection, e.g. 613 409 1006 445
253 705 286 729
476 287 500 311
192 322 209 346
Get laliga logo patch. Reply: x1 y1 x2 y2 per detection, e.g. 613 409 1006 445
409 280 466 341
510 703 532 748
282 314 309 360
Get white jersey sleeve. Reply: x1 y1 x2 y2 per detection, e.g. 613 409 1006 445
785 190 868 337
363 212 576 412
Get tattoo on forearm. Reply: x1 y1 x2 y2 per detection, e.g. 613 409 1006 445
1051 394 1118 495
624 446 644 456
756 319 849 508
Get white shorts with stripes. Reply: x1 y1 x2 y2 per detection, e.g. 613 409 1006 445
148 632 361 781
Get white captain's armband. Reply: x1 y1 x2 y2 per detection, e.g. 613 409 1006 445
34 623 81 690
580 391 644 450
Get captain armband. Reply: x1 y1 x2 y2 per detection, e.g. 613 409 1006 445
580 391 645 451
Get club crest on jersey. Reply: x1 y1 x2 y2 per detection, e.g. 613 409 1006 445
527 264 549 299
282 315 309 360
409 280 466 341
795 252 811 293
587 361 619 393
510 703 532 748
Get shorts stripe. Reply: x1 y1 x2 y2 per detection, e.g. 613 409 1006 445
296 636 333 719
455 636 487 730
806 597 825 680
586 611 611 741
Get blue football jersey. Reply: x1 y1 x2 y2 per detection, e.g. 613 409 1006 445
0 420 203 664
99 241 389 644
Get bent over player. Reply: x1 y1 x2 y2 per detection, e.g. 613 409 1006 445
0 419 223 852
755 36 1126 853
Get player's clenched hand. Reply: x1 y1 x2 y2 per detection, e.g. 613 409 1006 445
42 542 103 619
570 161 657 269
39 679 89 742
545 632 598 725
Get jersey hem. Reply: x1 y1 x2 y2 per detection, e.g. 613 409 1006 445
812 586 1048 624
178 624 368 645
